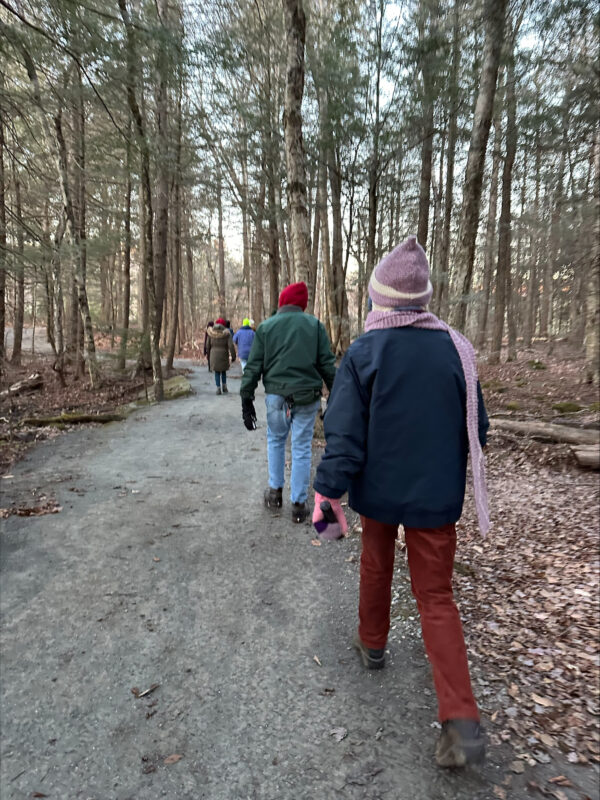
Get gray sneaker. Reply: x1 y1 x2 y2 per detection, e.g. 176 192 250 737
435 719 485 768
353 632 386 669
222 385 228 393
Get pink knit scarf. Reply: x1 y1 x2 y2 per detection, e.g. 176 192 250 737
365 309 489 536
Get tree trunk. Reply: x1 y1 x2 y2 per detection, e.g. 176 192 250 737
585 130 600 385
523 95 541 349
217 174 226 317
490 418 600 446
282 0 311 294
166 89 183 372
0 77 5 373
450 0 508 331
153 0 170 346
10 158 24 365
489 55 517 364
328 144 350 353
476 88 502 350
117 121 132 371
119 0 163 399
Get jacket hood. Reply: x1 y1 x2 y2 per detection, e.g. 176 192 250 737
208 324 229 338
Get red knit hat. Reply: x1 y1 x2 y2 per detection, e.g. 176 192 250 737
215 317 226 326
279 282 308 310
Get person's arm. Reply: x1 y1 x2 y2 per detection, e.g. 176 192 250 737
313 351 369 499
228 333 236 362
240 327 264 400
316 320 337 391
477 381 489 448
206 334 211 359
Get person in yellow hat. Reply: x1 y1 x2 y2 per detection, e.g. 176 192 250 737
233 318 256 373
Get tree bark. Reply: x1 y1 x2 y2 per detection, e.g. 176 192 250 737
117 120 132 371
450 0 508 331
282 0 311 293
119 0 163 400
0 75 5 373
10 158 24 365
489 55 517 364
153 0 170 345
585 130 600 385
217 173 226 318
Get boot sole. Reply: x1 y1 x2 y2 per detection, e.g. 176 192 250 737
353 633 385 670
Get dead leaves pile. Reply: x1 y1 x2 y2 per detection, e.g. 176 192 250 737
0 498 61 518
455 446 599 767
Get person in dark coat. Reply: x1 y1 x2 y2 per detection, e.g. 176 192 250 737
313 235 489 768
206 318 236 395
203 321 214 371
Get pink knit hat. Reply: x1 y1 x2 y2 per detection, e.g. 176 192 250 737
368 235 432 309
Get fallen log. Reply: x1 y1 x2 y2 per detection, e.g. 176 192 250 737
21 412 126 427
0 373 43 399
571 444 600 470
490 418 600 446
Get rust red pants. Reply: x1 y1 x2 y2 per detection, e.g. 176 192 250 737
359 516 479 722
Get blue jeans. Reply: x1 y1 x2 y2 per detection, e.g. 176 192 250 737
240 359 247 373
265 394 320 504
214 371 227 387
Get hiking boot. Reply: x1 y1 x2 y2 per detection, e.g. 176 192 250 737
264 487 282 509
215 387 222 395
291 501 309 523
222 385 228 393
435 719 485 768
353 631 386 670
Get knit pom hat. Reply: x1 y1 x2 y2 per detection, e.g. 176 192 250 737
279 281 308 310
215 317 226 326
368 235 432 309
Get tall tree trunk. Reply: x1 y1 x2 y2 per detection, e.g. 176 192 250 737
489 55 517 364
119 0 163 399
417 1 436 252
10 159 24 365
166 89 183 372
366 0 383 318
117 121 132 371
217 174 226 317
282 0 311 294
523 96 541 349
450 0 508 331
585 130 600 385
433 0 460 317
0 75 5 373
184 207 196 346
328 144 350 353
476 81 503 350
153 0 170 345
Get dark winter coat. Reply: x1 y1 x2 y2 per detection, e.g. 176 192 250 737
240 306 336 405
313 327 489 529
206 324 236 372
233 326 256 360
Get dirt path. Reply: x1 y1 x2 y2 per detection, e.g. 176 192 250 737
0 364 595 799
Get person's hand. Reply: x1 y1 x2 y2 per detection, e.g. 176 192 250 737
242 397 257 431
231 356 236 363
312 492 348 534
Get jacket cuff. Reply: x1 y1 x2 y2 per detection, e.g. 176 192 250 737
313 479 345 500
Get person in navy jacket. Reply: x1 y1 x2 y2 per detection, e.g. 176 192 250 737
233 318 256 372
313 235 489 768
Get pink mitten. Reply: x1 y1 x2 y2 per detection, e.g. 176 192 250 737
313 492 348 535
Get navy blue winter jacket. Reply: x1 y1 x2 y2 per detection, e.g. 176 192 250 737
233 326 256 360
313 327 489 529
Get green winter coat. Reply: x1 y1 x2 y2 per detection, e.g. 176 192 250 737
206 324 236 372
240 305 336 404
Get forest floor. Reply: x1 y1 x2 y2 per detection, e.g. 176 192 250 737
0 332 599 799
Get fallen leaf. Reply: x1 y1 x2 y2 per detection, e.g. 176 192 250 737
153 557 161 562
310 539 322 547
131 683 160 699
32 794 48 798
548 776 572 787
531 693 554 707
313 655 322 667
164 753 183 765
511 760 525 773
493 786 507 799
320 687 335 695
329 727 347 742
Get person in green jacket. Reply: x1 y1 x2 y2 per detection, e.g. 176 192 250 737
240 282 336 523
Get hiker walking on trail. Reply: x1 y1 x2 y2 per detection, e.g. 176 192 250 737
206 318 236 395
233 318 256 373
240 282 336 523
203 321 214 371
312 235 490 768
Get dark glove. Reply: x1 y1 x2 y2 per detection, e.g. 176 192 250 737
242 397 257 431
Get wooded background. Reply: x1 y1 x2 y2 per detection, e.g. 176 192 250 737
0 0 598 399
